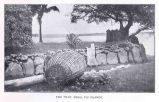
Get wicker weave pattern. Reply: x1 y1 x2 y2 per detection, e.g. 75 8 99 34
45 50 87 86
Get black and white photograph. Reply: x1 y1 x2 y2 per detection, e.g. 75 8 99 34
4 4 155 93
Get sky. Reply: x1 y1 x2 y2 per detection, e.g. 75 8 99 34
32 4 140 35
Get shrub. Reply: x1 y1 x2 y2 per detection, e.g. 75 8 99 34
66 33 82 49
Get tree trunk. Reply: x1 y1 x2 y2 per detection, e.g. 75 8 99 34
118 21 129 40
119 28 129 40
124 15 133 38
106 16 133 42
39 19 43 43
38 11 43 43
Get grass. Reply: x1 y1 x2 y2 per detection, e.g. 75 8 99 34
5 59 155 92
107 62 155 92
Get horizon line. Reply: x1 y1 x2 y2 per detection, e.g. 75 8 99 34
32 31 154 37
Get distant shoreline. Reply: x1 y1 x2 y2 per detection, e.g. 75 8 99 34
32 31 154 38
32 33 106 38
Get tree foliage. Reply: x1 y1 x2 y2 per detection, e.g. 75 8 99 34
71 4 154 38
5 5 33 47
28 5 60 43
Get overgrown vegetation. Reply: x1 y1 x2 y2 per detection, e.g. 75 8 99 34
5 5 33 47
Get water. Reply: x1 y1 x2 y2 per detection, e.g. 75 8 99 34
32 35 106 43
32 32 154 55
136 33 154 56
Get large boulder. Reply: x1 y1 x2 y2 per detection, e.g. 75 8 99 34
118 49 128 63
132 46 142 63
139 44 148 63
34 56 44 75
128 50 134 63
128 35 139 44
22 58 34 77
96 53 107 65
5 62 24 80
107 52 118 64
35 64 44 75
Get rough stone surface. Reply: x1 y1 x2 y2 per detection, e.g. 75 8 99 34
35 64 44 75
139 44 147 62
34 56 44 66
128 35 139 44
5 62 24 80
96 53 107 65
128 51 135 63
118 49 128 63
22 58 34 77
132 46 142 63
107 52 118 64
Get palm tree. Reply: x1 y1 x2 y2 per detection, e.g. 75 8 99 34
29 5 59 43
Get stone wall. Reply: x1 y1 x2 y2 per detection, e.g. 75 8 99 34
5 41 147 80
92 41 147 66
5 53 45 80
5 49 86 80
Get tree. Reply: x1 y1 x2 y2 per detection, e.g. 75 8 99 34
71 4 154 40
66 33 82 49
29 5 59 43
5 5 32 47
